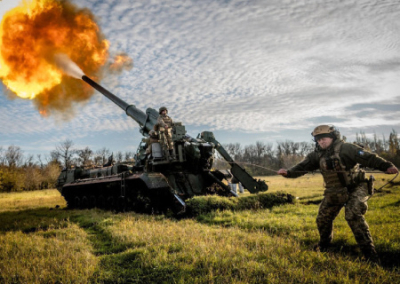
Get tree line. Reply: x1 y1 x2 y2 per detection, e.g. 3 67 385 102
214 129 400 176
0 140 136 192
0 130 399 192
48 139 136 169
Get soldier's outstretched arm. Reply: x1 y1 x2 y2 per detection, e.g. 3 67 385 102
281 152 320 178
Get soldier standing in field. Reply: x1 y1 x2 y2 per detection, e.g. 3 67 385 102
277 125 398 263
157 106 175 159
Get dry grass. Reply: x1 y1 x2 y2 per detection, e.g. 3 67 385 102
0 221 97 283
0 173 399 283
0 189 66 212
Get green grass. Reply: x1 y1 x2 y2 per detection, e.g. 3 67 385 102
186 191 295 216
0 173 399 283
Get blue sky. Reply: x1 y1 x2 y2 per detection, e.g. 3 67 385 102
1 0 400 159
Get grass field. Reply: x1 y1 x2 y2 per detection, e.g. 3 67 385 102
0 173 399 283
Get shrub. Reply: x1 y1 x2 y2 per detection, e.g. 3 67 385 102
186 192 295 216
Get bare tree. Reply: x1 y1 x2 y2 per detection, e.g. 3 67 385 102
298 142 314 156
94 147 111 166
114 151 122 163
5 145 23 167
255 141 267 159
41 162 62 189
37 154 44 168
50 150 61 164
124 151 135 162
24 166 42 191
0 146 4 165
224 143 242 161
275 140 312 169
53 139 75 169
24 154 36 167
243 144 257 162
263 143 275 167
389 129 399 156
77 146 94 167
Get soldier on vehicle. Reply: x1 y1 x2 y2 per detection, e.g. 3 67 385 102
277 125 399 263
145 130 159 155
157 106 174 159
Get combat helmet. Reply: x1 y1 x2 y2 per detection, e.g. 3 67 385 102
159 106 168 114
311 125 341 142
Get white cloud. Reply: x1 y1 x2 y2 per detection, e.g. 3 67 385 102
1 0 400 156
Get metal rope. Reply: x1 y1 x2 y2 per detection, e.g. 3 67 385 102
235 161 393 175
235 161 399 193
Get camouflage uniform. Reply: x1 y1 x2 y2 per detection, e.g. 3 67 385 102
157 113 174 150
285 139 394 258
145 130 159 155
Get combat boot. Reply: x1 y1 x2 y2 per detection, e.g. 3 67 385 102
361 246 381 265
168 150 176 160
313 242 330 252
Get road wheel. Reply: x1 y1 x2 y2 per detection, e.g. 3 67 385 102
97 195 105 208
65 195 75 208
89 196 96 208
73 196 81 208
131 189 152 214
117 197 127 213
106 196 115 210
81 196 89 208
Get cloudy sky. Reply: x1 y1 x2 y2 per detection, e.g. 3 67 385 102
1 0 400 159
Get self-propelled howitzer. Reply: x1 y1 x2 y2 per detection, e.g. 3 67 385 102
56 76 268 214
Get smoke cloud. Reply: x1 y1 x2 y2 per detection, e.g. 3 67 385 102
54 53 85 79
107 53 134 74
0 0 108 116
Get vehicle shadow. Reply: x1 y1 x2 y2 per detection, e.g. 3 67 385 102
0 207 73 233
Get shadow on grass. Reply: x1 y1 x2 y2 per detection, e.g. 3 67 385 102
0 207 128 255
381 200 400 208
2 205 399 281
302 238 400 269
0 207 142 282
301 198 323 205
83 219 129 256
93 250 179 284
0 207 72 233
376 247 400 269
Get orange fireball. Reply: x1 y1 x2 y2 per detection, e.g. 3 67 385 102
0 0 109 114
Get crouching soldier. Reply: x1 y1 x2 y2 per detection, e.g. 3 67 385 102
277 125 398 264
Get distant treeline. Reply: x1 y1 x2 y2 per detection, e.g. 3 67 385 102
1 130 399 192
214 129 400 176
0 146 60 192
0 140 136 192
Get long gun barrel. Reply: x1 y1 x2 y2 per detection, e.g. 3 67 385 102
82 75 157 135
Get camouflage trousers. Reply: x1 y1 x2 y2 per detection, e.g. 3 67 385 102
160 129 173 150
165 129 173 150
316 184 375 251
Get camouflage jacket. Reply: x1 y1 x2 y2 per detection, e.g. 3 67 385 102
286 140 394 179
157 114 173 128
